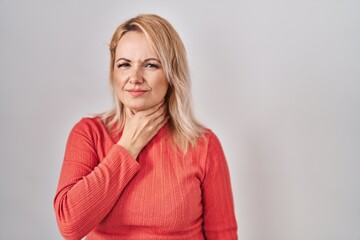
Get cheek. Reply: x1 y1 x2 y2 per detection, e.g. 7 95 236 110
152 73 169 92
114 73 126 88
154 79 169 98
113 76 127 101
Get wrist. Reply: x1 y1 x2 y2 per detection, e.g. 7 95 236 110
117 142 139 159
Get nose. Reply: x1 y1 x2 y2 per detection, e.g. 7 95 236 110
129 67 144 84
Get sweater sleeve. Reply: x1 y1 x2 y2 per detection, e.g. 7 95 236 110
53 119 141 240
201 131 238 240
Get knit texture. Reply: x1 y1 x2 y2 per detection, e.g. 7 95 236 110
54 117 237 240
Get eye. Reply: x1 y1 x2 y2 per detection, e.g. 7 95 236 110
145 63 159 69
117 63 131 68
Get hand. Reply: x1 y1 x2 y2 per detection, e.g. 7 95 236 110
117 101 168 159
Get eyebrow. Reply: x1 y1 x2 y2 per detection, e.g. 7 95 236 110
115 57 161 63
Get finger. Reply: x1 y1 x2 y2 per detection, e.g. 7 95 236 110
151 111 168 128
148 100 165 115
148 116 169 139
125 106 134 119
149 104 167 120
144 108 165 127
155 116 169 131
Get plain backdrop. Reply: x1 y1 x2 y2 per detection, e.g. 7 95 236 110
1 0 359 239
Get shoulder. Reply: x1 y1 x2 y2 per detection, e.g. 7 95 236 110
196 128 224 153
69 116 106 140
73 116 103 129
195 128 228 181
204 128 223 146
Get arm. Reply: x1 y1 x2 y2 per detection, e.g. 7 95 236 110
201 132 238 240
54 103 167 239
53 119 140 240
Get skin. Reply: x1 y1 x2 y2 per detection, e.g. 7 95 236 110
114 31 169 159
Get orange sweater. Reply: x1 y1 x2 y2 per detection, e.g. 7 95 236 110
54 117 237 240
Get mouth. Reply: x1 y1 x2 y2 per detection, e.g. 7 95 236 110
126 89 148 97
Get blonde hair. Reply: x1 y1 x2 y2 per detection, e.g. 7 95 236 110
100 14 204 152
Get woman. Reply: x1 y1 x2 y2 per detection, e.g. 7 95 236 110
54 14 237 240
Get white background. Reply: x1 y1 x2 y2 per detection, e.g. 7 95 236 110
0 0 359 239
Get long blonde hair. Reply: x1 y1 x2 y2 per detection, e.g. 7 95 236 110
100 14 204 152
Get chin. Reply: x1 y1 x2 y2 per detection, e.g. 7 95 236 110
122 98 162 113
127 104 152 113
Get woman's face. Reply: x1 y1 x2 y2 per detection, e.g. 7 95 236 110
113 31 169 113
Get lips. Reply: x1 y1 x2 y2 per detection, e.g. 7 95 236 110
126 89 148 96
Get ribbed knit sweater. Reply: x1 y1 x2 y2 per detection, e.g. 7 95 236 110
54 117 237 240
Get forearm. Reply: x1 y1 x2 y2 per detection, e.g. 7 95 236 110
54 145 140 239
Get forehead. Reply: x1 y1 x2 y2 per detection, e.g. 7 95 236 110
115 31 158 59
